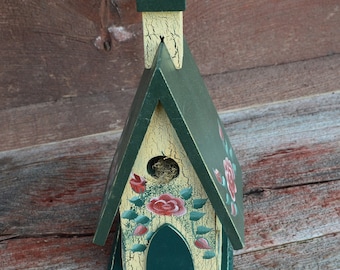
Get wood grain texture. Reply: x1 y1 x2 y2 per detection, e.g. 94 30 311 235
0 0 143 110
185 0 340 74
206 54 340 112
1 0 340 268
1 0 339 109
0 133 119 237
1 93 339 268
1 54 339 152
221 91 340 190
0 235 114 270
241 180 339 253
234 232 340 269
1 0 339 152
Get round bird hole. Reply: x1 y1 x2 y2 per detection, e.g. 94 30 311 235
147 156 179 183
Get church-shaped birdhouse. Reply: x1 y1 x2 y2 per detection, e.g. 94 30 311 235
93 1 244 269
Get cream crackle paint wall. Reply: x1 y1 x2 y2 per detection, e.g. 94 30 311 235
119 103 223 270
142 12 183 69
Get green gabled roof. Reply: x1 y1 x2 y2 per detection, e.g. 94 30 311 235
93 40 244 250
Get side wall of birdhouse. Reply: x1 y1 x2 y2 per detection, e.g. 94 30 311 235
119 103 223 270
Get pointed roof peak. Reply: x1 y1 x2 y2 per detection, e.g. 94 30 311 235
94 41 244 250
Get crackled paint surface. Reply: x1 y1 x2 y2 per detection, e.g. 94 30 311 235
142 12 183 69
119 104 222 270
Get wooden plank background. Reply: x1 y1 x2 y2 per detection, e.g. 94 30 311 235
1 0 339 269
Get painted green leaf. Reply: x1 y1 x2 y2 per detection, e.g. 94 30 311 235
225 193 231 205
131 244 147 252
229 147 234 160
196 226 212 235
180 187 192 200
134 215 150 224
225 143 229 154
121 210 138 220
193 198 208 209
203 250 216 259
189 211 205 221
129 196 144 207
145 231 154 241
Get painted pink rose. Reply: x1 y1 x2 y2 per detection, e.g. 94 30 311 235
223 158 237 201
146 193 186 217
213 168 223 185
133 225 148 236
129 173 147 194
194 238 211 249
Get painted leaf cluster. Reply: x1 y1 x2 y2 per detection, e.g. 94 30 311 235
179 188 215 259
124 173 216 259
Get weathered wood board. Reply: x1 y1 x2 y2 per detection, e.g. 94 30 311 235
0 0 340 109
1 0 340 268
1 0 340 152
1 92 339 269
0 235 114 270
2 0 339 110
234 232 340 269
1 54 339 152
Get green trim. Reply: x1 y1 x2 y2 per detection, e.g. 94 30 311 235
221 232 234 269
136 0 186 12
153 42 244 249
109 228 122 270
93 40 244 250
93 64 159 246
146 224 194 269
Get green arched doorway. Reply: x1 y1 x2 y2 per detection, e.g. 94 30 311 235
146 224 194 270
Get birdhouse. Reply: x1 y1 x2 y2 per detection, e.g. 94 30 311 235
93 1 244 269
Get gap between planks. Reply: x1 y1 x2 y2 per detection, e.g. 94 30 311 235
1 90 338 155
243 177 340 197
204 52 340 78
217 89 340 116
234 231 340 256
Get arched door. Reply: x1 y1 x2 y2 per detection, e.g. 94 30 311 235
146 224 194 270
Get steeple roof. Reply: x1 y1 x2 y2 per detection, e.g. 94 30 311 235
93 40 244 250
